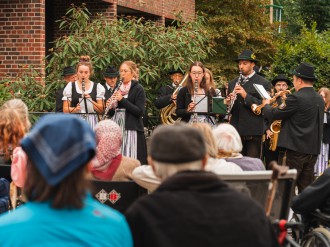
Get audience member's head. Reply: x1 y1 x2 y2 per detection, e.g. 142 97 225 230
148 124 207 181
1 98 30 131
21 114 95 209
213 123 243 158
190 123 217 158
92 120 122 171
0 99 30 160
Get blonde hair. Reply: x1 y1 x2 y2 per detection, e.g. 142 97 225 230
76 55 94 76
191 122 217 158
319 87 330 110
120 60 139 80
1 99 30 131
0 109 25 159
213 123 243 157
204 68 216 89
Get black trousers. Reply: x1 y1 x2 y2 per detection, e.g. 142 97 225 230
241 135 263 159
279 149 317 194
263 138 280 169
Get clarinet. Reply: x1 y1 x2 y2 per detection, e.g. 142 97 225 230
101 78 123 120
227 71 243 114
192 79 199 123
81 78 88 120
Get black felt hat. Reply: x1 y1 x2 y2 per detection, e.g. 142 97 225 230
235 49 258 63
271 74 292 86
104 65 119 78
168 68 184 75
150 124 206 164
292 62 317 81
61 66 76 76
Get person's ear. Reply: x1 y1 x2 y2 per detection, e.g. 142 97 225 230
201 154 209 170
148 156 155 171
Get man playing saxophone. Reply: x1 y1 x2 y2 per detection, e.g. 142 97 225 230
226 49 271 159
263 74 292 167
263 62 324 193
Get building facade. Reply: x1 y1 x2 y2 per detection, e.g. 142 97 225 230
0 0 195 80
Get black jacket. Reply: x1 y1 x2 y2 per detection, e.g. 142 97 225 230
264 87 324 155
292 167 330 214
176 86 193 122
125 170 279 247
117 80 146 132
323 110 330 143
55 88 64 112
154 85 174 109
228 73 272 136
176 87 217 122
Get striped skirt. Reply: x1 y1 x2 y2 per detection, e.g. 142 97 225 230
112 109 138 160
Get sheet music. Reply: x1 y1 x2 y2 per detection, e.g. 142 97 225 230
253 84 271 99
79 98 95 113
194 95 208 113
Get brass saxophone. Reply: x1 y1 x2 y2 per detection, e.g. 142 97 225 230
160 73 189 125
269 120 281 151
268 91 291 151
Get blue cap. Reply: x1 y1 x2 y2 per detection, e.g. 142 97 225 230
21 114 96 186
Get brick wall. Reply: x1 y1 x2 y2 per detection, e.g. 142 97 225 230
0 0 45 79
53 0 116 40
116 0 195 21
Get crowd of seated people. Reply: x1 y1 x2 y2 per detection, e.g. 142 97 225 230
9 93 330 246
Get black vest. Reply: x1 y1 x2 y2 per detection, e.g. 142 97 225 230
71 82 97 107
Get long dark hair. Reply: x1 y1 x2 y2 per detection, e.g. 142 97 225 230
186 61 216 96
24 159 90 209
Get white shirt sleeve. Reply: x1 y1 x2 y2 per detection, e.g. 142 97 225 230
132 165 161 192
96 83 105 100
205 158 243 174
62 82 73 101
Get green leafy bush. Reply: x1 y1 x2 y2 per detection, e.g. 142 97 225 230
270 23 330 88
46 4 215 126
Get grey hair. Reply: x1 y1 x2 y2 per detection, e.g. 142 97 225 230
153 160 203 181
1 99 31 130
213 123 242 153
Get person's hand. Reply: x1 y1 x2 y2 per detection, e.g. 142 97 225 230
234 85 247 99
113 91 123 101
83 93 91 98
75 104 81 113
171 95 177 101
225 93 235 105
263 99 271 105
106 98 112 107
266 129 273 139
187 102 196 112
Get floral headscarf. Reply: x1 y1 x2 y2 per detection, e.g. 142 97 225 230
92 120 122 171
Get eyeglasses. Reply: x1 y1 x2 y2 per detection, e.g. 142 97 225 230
191 72 203 76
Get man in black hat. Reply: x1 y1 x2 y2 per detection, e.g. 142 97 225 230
264 62 325 193
226 49 272 159
155 68 184 110
55 66 77 112
125 124 278 247
102 65 119 118
264 74 292 167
